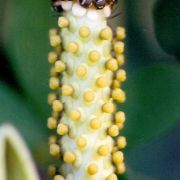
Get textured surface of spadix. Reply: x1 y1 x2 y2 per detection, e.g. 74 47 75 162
59 4 114 180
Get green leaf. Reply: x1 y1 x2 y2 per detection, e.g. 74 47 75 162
121 64 180 149
124 0 172 70
0 81 49 164
153 0 180 58
127 126 180 179
2 0 55 118
0 125 40 180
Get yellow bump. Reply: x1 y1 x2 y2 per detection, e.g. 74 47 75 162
52 100 63 112
76 65 87 78
55 61 66 73
49 28 58 37
88 50 100 63
106 174 118 180
108 125 119 137
87 163 98 175
52 111 60 119
69 109 81 121
102 102 115 113
57 123 69 136
112 151 124 164
50 144 60 156
83 90 95 102
67 42 79 54
50 67 57 77
97 145 109 156
47 117 57 129
79 26 91 38
50 34 61 47
116 123 124 130
112 89 126 103
99 27 113 40
116 69 126 82
76 136 87 148
61 85 74 96
54 175 65 180
48 52 58 64
58 17 69 28
63 152 76 164
114 41 124 54
117 136 127 149
112 146 118 153
49 77 59 90
48 165 56 176
90 118 101 130
112 80 120 89
116 27 126 40
116 54 125 66
106 58 118 71
48 135 57 145
116 163 126 174
96 76 107 88
48 93 57 105
115 111 126 124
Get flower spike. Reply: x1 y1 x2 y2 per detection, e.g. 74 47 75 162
48 1 127 179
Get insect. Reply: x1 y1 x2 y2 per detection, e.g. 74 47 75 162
51 0 63 12
51 0 118 12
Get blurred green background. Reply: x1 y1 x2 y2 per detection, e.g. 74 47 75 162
0 0 180 179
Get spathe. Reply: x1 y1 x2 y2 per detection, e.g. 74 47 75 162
0 124 40 180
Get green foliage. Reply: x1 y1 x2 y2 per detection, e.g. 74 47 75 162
0 82 49 164
153 0 180 58
122 64 180 149
2 0 55 118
